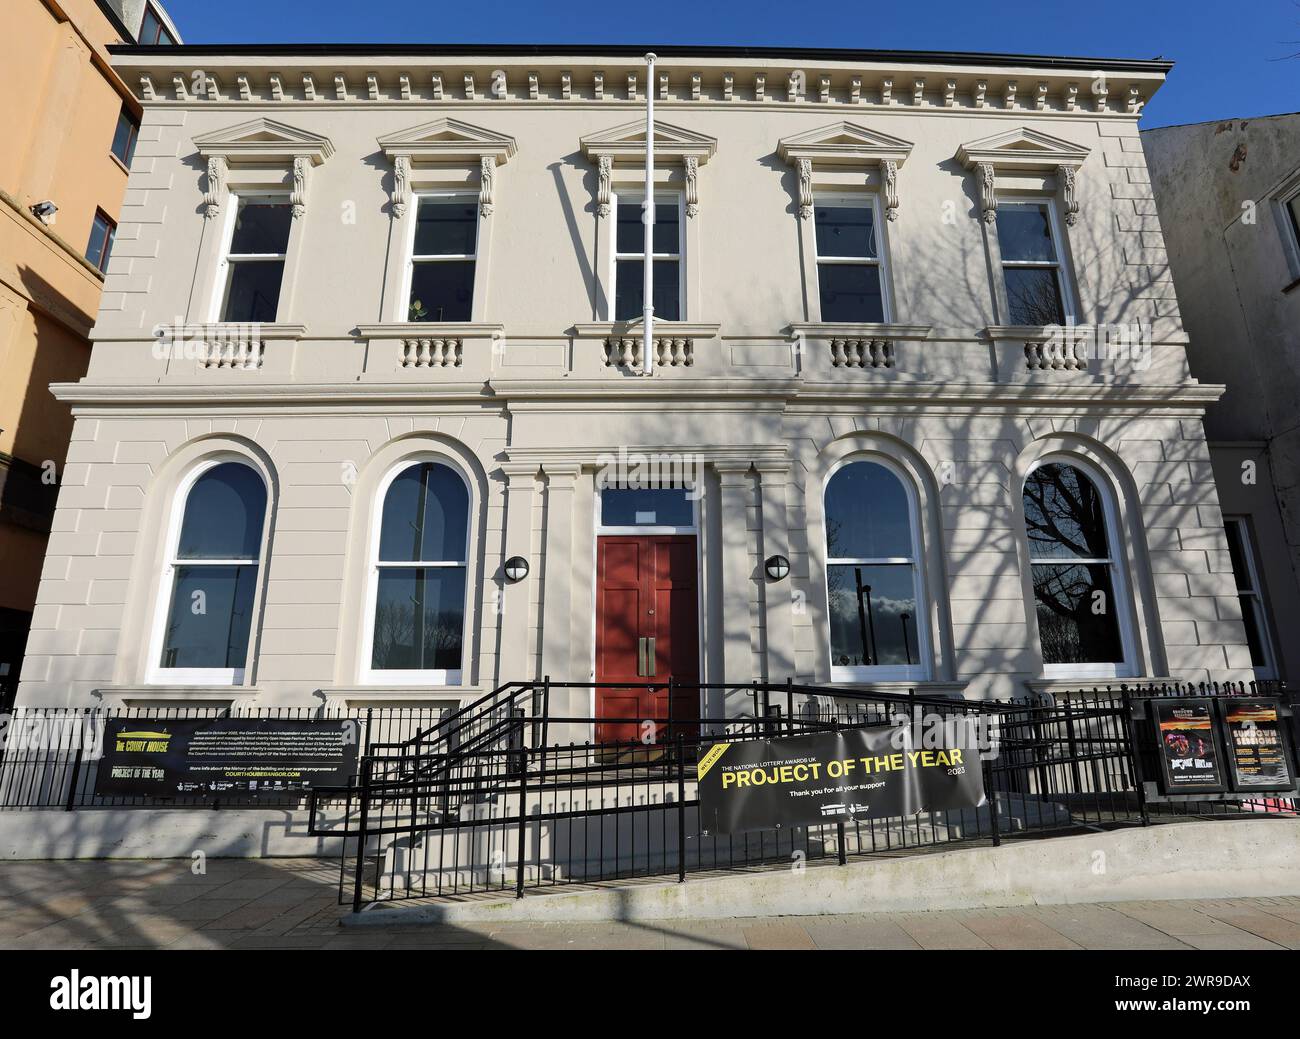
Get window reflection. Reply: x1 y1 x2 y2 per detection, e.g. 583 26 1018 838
1023 462 1124 666
371 462 469 677
159 463 266 674
824 461 923 674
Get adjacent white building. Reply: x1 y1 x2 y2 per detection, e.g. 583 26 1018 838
1145 112 1300 686
15 44 1255 719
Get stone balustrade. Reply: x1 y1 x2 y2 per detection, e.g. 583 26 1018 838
401 337 463 368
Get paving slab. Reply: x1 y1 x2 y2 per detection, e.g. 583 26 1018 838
0 858 1297 950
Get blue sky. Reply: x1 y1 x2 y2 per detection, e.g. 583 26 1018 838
158 0 1298 129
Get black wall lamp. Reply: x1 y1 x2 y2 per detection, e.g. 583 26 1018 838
504 556 530 582
764 554 790 581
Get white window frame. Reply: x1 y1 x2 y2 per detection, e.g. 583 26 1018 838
996 198 1077 325
396 191 479 323
1224 516 1278 681
823 455 929 683
362 456 472 687
146 458 267 686
1024 455 1135 680
812 194 893 323
209 192 292 323
595 485 699 536
608 191 684 323
1274 176 1300 284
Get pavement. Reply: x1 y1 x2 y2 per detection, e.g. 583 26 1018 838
2 857 1299 949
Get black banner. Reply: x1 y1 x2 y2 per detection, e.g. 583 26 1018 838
1151 698 1228 795
696 724 985 836
1220 699 1296 792
94 718 360 799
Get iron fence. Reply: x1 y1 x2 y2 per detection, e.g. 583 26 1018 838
0 704 449 809
306 678 1299 911
2 681 1295 911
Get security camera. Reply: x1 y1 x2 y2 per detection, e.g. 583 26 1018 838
30 200 57 223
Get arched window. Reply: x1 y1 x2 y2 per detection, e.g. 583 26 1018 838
1022 460 1132 676
824 459 926 680
152 461 267 683
366 460 469 683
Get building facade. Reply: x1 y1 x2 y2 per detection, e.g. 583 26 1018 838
0 0 180 709
1144 111 1300 684
13 44 1256 719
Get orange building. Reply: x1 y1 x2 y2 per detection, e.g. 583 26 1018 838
0 0 180 708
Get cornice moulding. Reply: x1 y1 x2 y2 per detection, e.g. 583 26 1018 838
505 444 791 467
49 379 1225 409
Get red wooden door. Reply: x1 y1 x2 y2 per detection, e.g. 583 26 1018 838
595 535 699 745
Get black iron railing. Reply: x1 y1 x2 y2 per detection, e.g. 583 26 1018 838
2 681 1294 910
306 679 1299 912
0 705 449 809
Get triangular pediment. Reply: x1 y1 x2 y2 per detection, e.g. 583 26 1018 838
581 120 716 164
193 117 334 164
777 122 914 166
378 117 517 163
955 127 1090 170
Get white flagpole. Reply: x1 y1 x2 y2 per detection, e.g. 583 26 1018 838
642 52 656 377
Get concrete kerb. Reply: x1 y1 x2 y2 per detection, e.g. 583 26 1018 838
342 818 1300 925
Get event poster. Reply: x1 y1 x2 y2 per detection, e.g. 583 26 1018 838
1219 699 1296 792
1151 698 1228 795
94 717 360 799
695 724 986 836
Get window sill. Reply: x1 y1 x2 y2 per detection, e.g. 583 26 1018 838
983 324 1080 342
151 322 308 341
92 684 259 707
1024 675 1166 698
572 320 721 339
357 321 503 339
817 679 968 698
317 685 484 707
788 321 932 341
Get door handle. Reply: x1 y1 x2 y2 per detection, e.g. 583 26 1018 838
646 637 656 677
637 637 646 677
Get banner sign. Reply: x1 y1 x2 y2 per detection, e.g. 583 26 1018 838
1220 699 1296 792
695 725 986 836
94 718 360 799
1151 698 1228 795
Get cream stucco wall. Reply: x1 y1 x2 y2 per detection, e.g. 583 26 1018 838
14 48 1254 709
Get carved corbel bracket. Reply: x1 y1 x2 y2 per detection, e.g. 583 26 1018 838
796 158 813 220
684 156 699 218
596 155 612 217
479 155 496 217
882 160 899 221
391 154 411 218
978 162 997 224
1058 163 1079 226
203 156 226 218
290 156 309 218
